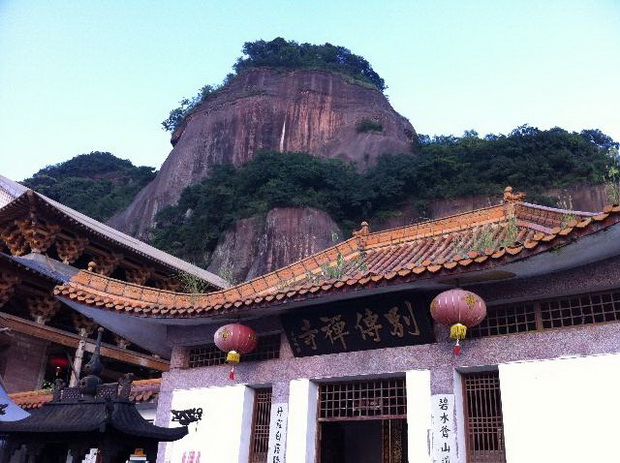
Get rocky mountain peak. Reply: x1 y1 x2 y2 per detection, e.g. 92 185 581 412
108 68 416 238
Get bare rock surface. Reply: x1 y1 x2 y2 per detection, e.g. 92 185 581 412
109 69 415 238
207 207 341 284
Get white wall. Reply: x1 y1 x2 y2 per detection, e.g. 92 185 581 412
499 354 620 463
164 385 254 463
286 379 318 463
406 370 432 463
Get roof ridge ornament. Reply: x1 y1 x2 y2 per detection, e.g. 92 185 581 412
353 221 370 250
79 327 104 398
503 186 526 203
503 186 526 220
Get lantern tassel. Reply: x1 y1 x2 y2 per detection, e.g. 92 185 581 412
226 351 241 363
229 365 235 381
450 323 467 340
454 339 462 356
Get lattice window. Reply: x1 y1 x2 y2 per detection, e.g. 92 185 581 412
319 377 407 421
540 292 620 328
187 334 281 368
469 290 620 339
463 371 506 463
469 304 537 338
249 387 272 463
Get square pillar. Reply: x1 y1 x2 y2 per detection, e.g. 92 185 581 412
406 369 432 463
285 379 318 463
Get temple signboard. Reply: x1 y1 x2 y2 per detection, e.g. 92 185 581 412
281 294 434 356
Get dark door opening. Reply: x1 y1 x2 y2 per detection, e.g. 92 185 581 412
319 419 407 463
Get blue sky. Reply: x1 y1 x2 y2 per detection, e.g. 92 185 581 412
1 0 619 181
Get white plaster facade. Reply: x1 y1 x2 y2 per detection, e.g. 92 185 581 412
159 352 620 463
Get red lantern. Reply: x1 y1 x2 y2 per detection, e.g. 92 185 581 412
49 355 69 369
430 288 487 355
214 323 257 380
49 355 69 378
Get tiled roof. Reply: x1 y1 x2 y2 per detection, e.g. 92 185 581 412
9 378 161 410
0 174 229 290
0 175 28 208
53 193 620 319
0 252 79 283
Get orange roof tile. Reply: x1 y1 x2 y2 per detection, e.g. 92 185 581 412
52 194 620 319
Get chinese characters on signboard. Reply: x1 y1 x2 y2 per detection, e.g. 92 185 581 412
267 403 288 463
431 394 457 463
282 295 434 356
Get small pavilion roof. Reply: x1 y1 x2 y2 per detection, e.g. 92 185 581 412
52 189 620 320
0 174 229 290
0 398 186 441
9 378 161 410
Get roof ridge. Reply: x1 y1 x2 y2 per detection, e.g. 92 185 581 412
519 201 598 217
54 204 620 318
0 174 29 209
229 204 510 296
365 202 506 237
360 204 507 250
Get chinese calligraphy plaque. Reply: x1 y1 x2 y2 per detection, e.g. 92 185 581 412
282 294 434 356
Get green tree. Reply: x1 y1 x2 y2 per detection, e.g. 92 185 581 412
22 152 156 222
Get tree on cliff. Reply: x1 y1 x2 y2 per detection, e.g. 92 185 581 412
233 38 386 91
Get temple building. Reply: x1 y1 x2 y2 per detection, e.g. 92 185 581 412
0 175 227 393
48 187 620 463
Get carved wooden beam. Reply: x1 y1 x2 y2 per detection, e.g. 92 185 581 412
26 294 61 324
16 214 60 254
88 252 124 276
114 334 131 349
153 276 182 292
71 313 97 337
56 236 89 264
0 223 29 256
0 312 169 371
125 266 153 285
0 271 21 308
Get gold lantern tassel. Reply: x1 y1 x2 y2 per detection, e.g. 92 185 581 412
450 323 467 340
226 351 241 363
450 324 467 356
226 350 240 380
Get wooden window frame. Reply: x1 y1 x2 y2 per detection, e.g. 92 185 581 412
462 370 506 463
469 289 620 339
318 377 407 422
186 333 281 368
248 387 273 463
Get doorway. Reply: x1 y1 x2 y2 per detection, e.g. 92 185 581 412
318 378 408 463
320 419 407 463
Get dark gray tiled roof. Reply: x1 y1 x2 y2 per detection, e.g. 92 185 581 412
0 398 187 441
1 253 79 282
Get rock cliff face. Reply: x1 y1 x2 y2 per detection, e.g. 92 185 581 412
207 207 341 284
109 69 415 238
